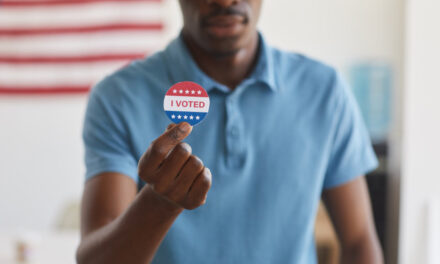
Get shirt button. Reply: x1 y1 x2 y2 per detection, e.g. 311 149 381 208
230 127 239 137
227 97 236 106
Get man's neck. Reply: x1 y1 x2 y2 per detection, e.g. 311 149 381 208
183 33 260 90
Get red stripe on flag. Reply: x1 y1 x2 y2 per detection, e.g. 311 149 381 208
0 85 90 94
0 23 164 36
0 53 147 64
0 0 161 7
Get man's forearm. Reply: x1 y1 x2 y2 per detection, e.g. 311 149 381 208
340 235 384 264
76 185 183 264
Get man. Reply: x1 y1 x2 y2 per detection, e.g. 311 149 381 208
76 0 383 263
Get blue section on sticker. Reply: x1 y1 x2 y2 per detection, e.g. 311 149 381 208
165 111 207 126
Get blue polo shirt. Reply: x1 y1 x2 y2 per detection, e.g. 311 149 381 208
83 33 378 263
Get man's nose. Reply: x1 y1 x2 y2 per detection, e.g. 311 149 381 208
206 0 240 8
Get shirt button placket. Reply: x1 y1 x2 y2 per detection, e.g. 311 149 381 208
225 96 243 167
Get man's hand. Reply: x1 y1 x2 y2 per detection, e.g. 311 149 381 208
138 122 212 210
77 122 212 264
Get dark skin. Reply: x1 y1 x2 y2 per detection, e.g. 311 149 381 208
76 0 384 263
180 0 261 88
323 178 383 264
77 123 212 264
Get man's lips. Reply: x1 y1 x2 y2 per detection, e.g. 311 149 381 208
202 15 246 38
203 15 245 27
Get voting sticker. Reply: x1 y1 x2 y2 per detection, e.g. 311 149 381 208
164 81 210 126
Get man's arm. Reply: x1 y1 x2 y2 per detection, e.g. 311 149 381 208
322 176 384 264
76 123 212 264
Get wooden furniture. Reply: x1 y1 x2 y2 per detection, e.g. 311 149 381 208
315 202 340 264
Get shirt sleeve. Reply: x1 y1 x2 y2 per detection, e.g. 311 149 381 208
82 82 139 183
323 72 378 189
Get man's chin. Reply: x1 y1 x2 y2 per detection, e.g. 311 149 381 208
206 41 242 58
201 34 244 57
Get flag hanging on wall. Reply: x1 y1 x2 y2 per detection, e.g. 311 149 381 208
0 0 167 94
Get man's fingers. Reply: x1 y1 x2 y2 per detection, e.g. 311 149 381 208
185 168 212 210
153 143 192 192
167 155 204 201
138 122 192 181
154 122 192 155
137 122 211 211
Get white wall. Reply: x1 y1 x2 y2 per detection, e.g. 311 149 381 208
259 0 403 72
400 0 440 263
0 3 404 257
0 96 87 231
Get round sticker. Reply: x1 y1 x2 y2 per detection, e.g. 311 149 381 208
163 81 210 126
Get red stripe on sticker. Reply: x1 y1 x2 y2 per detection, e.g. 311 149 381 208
165 82 209 97
0 23 163 36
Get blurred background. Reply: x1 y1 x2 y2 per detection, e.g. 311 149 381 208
0 0 438 263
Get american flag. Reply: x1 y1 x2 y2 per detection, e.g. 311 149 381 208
0 0 168 94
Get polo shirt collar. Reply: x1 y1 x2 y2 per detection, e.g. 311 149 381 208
163 32 278 93
248 33 278 92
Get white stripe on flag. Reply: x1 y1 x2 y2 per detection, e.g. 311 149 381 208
0 32 164 56
0 2 164 28
0 62 128 86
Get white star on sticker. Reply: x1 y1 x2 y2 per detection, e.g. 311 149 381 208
177 115 182 119
179 90 183 94
185 90 189 94
171 115 176 119
184 115 188 119
191 90 195 94
196 116 200 120
197 91 202 95
190 116 194 120
173 89 177 93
